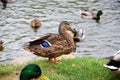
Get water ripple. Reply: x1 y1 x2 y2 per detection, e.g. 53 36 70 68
0 0 120 63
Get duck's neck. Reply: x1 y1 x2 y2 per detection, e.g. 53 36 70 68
20 75 31 80
59 25 74 47
96 12 101 20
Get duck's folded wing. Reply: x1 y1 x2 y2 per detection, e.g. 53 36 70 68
29 33 54 46
32 40 74 57
23 33 56 51
23 33 63 52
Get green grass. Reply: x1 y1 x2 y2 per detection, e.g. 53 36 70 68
0 64 13 75
0 57 120 80
0 64 22 75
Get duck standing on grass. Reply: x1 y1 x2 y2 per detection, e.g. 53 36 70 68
23 21 75 64
79 10 105 21
20 64 49 80
104 50 120 74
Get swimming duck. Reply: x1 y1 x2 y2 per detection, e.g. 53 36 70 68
79 10 105 21
20 64 49 80
0 40 4 51
0 40 3 48
30 18 41 29
23 21 75 64
72 28 85 42
1 0 16 9
104 50 120 74
1 0 7 9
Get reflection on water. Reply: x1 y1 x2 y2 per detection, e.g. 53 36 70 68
0 0 120 64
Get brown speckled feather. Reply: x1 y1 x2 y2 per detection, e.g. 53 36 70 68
24 33 74 58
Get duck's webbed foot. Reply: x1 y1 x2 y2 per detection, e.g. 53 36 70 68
53 57 61 64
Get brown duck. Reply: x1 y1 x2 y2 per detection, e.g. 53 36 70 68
0 40 4 51
23 21 75 64
30 18 41 29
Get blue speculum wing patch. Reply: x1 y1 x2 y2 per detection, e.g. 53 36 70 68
41 40 51 47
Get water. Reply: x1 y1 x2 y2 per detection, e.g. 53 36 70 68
0 0 120 64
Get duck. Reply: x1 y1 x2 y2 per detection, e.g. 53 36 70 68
79 10 105 21
104 50 120 74
30 18 41 29
20 64 49 80
1 0 7 9
23 21 75 64
0 40 4 51
72 28 85 43
1 0 16 9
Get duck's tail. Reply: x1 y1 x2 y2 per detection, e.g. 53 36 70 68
104 64 118 71
113 50 120 56
79 10 86 14
104 59 120 71
22 42 32 53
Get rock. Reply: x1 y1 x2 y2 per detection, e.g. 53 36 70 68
57 54 76 60
12 57 34 65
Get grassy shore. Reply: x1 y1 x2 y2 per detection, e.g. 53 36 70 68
0 57 120 80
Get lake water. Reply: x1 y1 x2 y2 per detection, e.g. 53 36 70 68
0 0 120 64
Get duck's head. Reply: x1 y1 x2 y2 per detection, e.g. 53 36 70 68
30 18 41 29
20 64 49 80
59 21 75 34
1 0 7 9
0 41 3 45
97 10 105 19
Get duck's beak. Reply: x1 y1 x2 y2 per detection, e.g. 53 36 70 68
39 74 49 80
72 32 75 38
71 28 77 38
100 14 105 18
71 29 76 38
69 27 75 33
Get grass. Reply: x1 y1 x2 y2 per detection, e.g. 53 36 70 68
0 64 22 75
0 57 120 80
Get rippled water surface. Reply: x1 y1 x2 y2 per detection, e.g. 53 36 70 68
0 0 120 64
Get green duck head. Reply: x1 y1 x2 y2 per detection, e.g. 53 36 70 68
96 10 105 20
20 64 49 80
